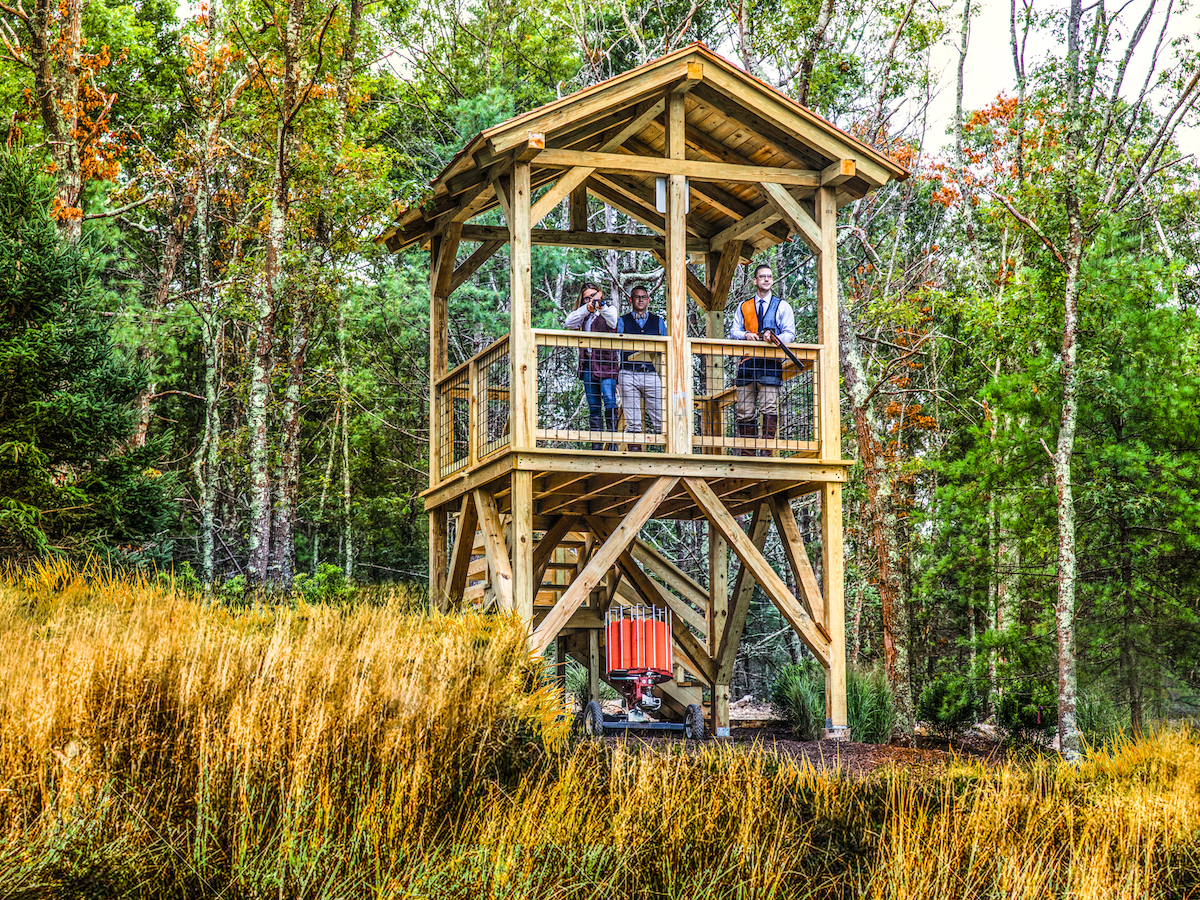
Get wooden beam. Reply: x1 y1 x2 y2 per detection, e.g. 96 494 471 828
535 147 821 186
632 539 708 614
616 548 716 684
512 469 535 622
600 98 665 152
822 159 856 187
760 182 821 253
488 61 691 155
816 185 840 457
672 60 704 95
569 185 589 232
510 161 535 449
447 493 479 608
530 167 596 227
492 174 512 223
716 503 769 681
529 476 677 654
650 248 712 311
586 176 666 234
822 482 847 730
513 133 545 163
474 488 514 613
709 240 743 311
684 479 828 664
532 515 579 590
449 240 504 294
710 204 782 252
665 90 690 456
457 223 709 254
768 495 825 632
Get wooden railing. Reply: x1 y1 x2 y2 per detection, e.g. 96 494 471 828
434 335 510 481
691 339 821 458
533 328 671 451
431 332 823 484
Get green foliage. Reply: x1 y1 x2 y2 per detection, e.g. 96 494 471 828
0 150 173 561
918 672 982 739
1077 691 1130 751
562 658 618 710
996 683 1058 746
771 658 825 741
848 664 897 744
293 563 353 605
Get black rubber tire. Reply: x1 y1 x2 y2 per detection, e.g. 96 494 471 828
582 700 604 738
683 703 706 740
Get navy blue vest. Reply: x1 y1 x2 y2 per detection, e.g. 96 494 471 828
619 312 662 373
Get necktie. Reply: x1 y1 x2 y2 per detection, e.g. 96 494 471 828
757 301 764 326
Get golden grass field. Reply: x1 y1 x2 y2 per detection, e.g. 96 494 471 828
1 560 1197 898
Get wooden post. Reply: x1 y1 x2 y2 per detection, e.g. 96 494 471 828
816 184 848 737
428 231 453 609
816 185 841 459
823 482 848 735
587 627 601 702
570 185 588 232
510 159 535 450
512 469 535 624
664 92 691 456
703 250 731 734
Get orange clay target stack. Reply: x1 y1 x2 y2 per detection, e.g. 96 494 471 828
577 604 705 739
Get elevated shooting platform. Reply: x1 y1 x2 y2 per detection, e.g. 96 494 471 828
378 42 906 736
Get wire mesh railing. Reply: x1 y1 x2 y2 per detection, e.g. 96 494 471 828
475 336 511 461
533 329 670 452
691 338 820 458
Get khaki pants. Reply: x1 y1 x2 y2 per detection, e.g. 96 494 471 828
736 382 779 422
618 370 662 433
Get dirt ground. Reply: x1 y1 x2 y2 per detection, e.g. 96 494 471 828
603 720 1012 776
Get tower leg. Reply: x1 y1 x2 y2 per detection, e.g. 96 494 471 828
511 470 535 624
429 507 448 612
822 482 849 739
587 628 601 703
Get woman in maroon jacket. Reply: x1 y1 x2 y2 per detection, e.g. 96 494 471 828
564 283 619 449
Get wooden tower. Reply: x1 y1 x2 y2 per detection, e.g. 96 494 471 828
378 43 906 737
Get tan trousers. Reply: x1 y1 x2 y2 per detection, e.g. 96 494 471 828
736 382 779 421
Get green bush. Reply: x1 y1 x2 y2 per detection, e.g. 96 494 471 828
563 658 618 709
294 562 353 605
771 658 825 741
918 672 981 738
849 664 897 744
996 683 1057 745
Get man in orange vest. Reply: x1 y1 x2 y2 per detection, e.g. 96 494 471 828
729 263 795 456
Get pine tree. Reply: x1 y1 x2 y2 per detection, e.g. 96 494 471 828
0 150 172 559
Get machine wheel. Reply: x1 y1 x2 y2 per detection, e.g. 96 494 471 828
683 703 706 740
582 700 605 738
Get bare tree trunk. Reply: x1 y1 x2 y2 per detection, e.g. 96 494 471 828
312 410 337 574
339 306 354 580
1052 0 1086 761
838 298 914 732
274 299 310 584
953 0 987 287
795 0 835 107
247 0 305 583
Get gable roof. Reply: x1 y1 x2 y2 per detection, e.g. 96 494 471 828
379 42 907 255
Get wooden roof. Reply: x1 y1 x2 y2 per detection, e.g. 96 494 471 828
378 42 908 257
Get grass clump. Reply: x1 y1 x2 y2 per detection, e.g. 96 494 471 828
2 563 1199 898
770 657 825 740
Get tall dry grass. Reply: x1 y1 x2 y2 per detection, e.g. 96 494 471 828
0 562 1197 898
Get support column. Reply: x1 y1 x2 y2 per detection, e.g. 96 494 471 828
512 469 535 624
664 92 691 455
705 250 731 736
510 159 535 450
823 482 848 736
428 228 457 610
587 627 601 702
816 184 848 738
816 185 841 458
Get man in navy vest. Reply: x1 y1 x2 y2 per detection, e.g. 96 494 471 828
617 283 666 451
729 263 795 456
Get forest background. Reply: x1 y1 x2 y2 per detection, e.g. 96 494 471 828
0 0 1197 748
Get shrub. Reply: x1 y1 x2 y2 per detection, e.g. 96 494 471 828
770 658 824 740
997 682 1057 745
849 664 897 744
563 657 618 710
294 562 353 605
918 672 982 738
